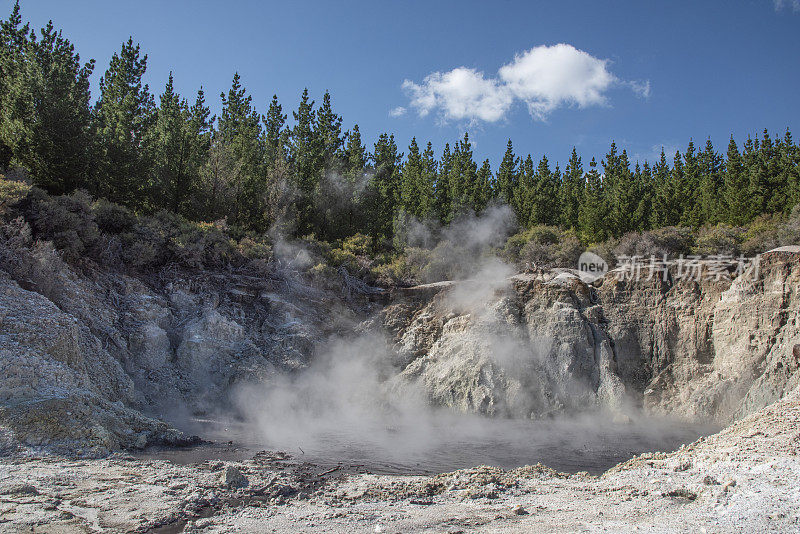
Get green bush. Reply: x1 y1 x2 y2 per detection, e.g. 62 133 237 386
0 177 31 212
503 226 582 268
614 226 695 259
739 213 785 256
92 199 135 234
341 233 372 256
693 224 743 256
20 188 99 261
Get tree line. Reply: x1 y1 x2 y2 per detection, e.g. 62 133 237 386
1 3 798 248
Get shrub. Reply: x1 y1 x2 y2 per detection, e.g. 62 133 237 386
0 177 31 213
614 226 695 259
693 225 743 256
740 213 785 256
372 247 430 286
503 226 559 263
20 188 99 261
237 236 271 260
92 199 135 234
503 226 582 269
778 204 800 246
341 233 372 256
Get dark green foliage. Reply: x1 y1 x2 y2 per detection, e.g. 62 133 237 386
495 140 519 207
289 88 318 234
92 198 134 234
0 8 94 194
369 133 402 242
92 38 155 206
560 148 583 230
152 75 212 215
214 72 265 229
1 4 799 255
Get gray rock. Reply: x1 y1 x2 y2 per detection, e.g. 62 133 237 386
222 465 248 488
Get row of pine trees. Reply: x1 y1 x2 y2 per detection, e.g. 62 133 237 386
1 3 799 247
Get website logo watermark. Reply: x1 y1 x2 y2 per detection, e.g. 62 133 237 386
578 253 761 283
577 251 608 282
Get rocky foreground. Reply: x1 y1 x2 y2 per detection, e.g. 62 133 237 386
1 386 798 533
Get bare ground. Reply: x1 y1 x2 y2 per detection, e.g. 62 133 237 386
1 387 799 533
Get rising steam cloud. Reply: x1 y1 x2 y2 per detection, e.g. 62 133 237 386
226 204 706 472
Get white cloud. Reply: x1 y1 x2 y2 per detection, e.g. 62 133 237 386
400 43 649 124
628 80 651 99
774 0 800 12
389 106 407 118
498 44 616 120
402 67 512 123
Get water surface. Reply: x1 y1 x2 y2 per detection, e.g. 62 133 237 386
138 413 717 476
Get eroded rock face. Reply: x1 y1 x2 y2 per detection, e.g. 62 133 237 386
0 254 351 454
0 243 798 454
381 250 800 423
382 273 629 419
0 270 180 454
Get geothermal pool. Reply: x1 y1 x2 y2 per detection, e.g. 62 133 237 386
139 414 717 476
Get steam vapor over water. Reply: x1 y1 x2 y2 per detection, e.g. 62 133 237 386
207 205 717 475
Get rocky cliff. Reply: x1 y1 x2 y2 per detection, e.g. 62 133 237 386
379 247 800 423
0 248 366 454
1 243 798 454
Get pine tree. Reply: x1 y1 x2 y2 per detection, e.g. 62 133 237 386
448 132 478 218
578 157 608 242
152 73 185 211
418 142 437 219
633 161 654 231
152 75 212 215
370 133 402 242
560 147 583 229
742 134 764 221
185 87 213 211
696 138 724 225
513 154 535 228
214 72 265 227
435 143 453 223
400 137 423 217
781 129 800 211
289 88 318 234
759 129 786 214
473 159 493 214
263 94 287 168
529 155 558 226
602 143 638 236
722 136 748 225
340 123 368 235
679 140 700 226
0 1 29 170
314 90 343 170
651 148 675 227
92 37 155 206
0 17 94 193
495 139 519 209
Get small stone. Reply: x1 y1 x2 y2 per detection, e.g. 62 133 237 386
3 484 39 496
703 475 719 485
221 465 248 488
674 460 692 472
512 504 529 515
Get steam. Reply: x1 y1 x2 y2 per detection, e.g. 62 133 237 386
221 203 705 471
231 205 531 457
234 332 449 459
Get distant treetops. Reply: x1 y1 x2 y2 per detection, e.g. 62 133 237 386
1 2 798 246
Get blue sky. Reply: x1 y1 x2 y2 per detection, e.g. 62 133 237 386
5 0 800 169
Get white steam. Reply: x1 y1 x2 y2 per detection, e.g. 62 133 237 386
222 204 708 472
